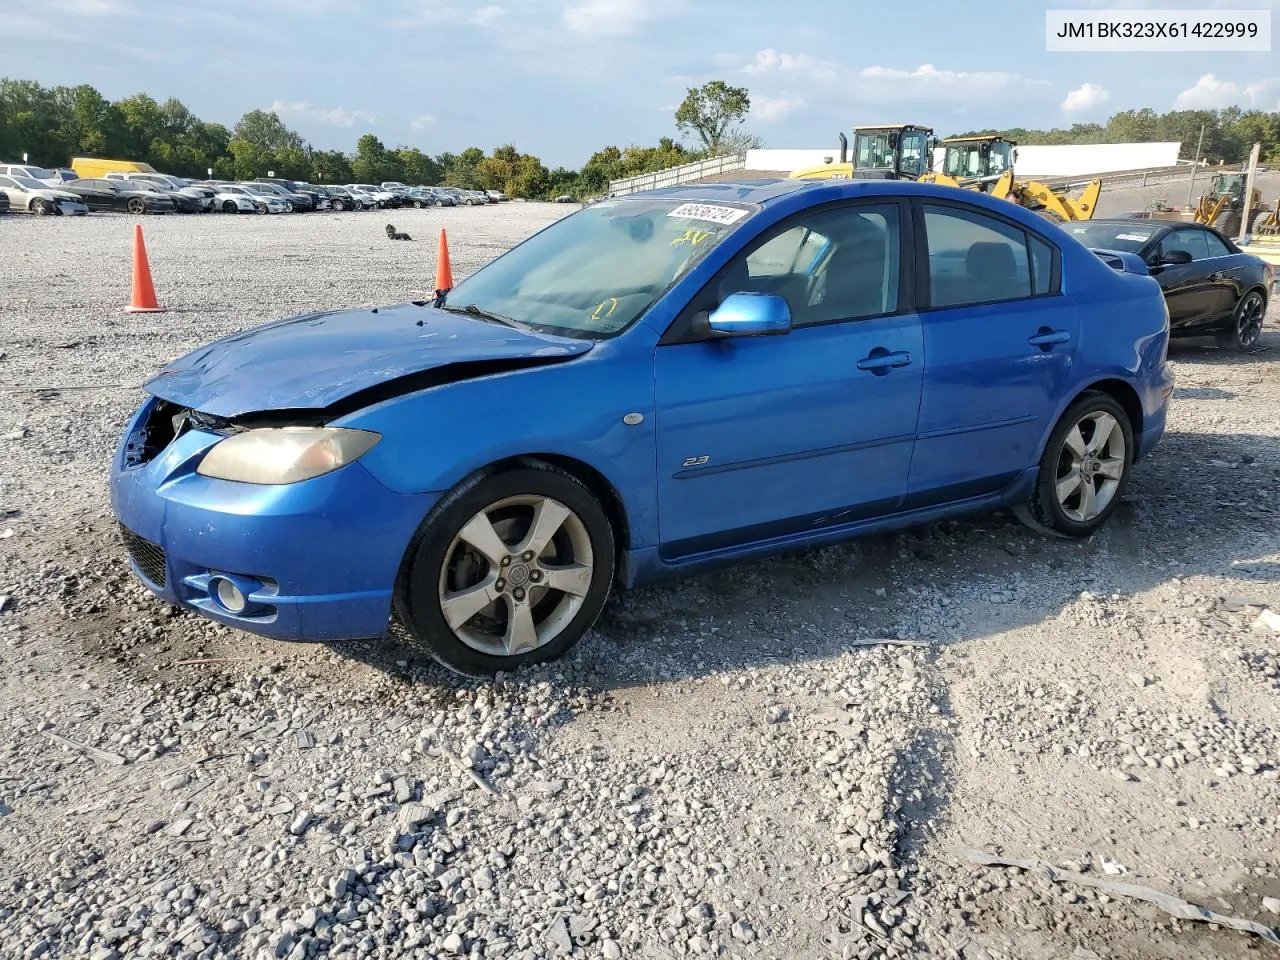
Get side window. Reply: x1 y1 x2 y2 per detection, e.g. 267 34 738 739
1169 230 1208 261
720 204 901 328
923 203 1034 308
1202 231 1232 258
1030 235 1054 295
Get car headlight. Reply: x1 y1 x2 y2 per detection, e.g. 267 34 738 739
196 427 380 485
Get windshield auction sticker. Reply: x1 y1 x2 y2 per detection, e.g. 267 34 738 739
667 203 749 225
1046 9 1271 51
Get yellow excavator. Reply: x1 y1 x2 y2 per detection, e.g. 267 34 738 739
791 126 1101 222
1134 172 1273 235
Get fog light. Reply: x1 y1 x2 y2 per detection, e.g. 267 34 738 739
212 577 247 614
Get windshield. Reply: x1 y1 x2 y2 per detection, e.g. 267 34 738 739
444 197 755 339
1062 222 1159 254
944 144 983 179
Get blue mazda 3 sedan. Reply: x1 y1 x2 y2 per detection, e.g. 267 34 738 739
110 178 1174 675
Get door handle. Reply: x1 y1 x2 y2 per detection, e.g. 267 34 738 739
857 350 912 373
1028 329 1071 347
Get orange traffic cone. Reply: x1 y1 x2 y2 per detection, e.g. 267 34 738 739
125 224 165 313
434 227 454 294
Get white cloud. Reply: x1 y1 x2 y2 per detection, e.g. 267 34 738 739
751 96 804 122
47 0 129 13
563 0 674 35
732 50 1048 107
267 100 379 127
856 63 1047 100
1174 73 1280 110
387 1 508 28
1062 82 1111 114
742 49 826 76
410 114 437 130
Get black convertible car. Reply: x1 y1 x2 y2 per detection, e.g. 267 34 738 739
58 178 176 215
1064 218 1273 351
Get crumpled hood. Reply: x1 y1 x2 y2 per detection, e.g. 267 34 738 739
144 302 593 419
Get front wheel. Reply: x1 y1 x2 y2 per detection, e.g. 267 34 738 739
257 203 269 215
1015 393 1133 538
127 197 145 215
1217 290 1266 351
395 463 616 676
331 199 345 211
31 198 51 216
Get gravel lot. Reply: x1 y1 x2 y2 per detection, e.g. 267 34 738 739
1 192 1279 960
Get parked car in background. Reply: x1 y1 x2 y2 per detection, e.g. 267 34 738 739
58 178 176 214
0 174 89 215
126 180 204 213
344 186 380 210
108 179 1175 676
246 182 314 212
106 172 216 212
213 185 289 214
253 178 328 211
406 187 452 208
381 181 411 193
350 184 401 208
0 163 63 182
1065 218 1273 351
485 190 509 202
440 187 487 206
315 185 360 211
554 195 578 204
206 186 262 214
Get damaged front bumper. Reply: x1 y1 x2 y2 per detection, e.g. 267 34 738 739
108 395 439 642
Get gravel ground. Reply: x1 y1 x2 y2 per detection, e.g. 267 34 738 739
1 194 1279 960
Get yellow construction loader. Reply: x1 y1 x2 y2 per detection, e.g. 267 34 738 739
793 126 1101 221
790 124 937 181
923 134 1101 221
1134 173 1273 235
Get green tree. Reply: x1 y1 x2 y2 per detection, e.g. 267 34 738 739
675 80 751 154
310 149 354 184
393 146 441 185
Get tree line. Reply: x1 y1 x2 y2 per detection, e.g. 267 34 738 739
952 106 1280 164
0 78 757 200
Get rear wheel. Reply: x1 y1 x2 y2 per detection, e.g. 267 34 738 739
395 463 616 676
414 199 426 209
1015 392 1133 538
331 198 345 211
222 200 238 214
1216 290 1266 351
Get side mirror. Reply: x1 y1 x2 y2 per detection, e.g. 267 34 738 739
1162 249 1193 265
705 292 792 338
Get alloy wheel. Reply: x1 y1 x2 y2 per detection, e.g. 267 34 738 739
1054 411 1127 523
1237 292 1265 348
436 495 594 657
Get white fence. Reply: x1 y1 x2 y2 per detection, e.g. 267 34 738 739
744 142 1185 179
607 153 746 196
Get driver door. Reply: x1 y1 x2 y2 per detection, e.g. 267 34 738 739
652 201 923 559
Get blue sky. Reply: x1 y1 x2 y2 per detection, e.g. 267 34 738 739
4 0 1278 168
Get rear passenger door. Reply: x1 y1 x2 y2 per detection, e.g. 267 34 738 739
907 200 1077 504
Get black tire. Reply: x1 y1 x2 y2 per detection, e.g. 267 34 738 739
1015 392 1134 539
331 199 345 212
222 200 238 214
1214 206 1242 238
127 197 145 215
31 198 51 216
1216 289 1267 351
1249 209 1270 234
395 462 616 676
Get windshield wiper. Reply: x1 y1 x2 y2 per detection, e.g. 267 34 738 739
442 303 525 329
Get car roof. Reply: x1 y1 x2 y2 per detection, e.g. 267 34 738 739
624 177 1032 208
